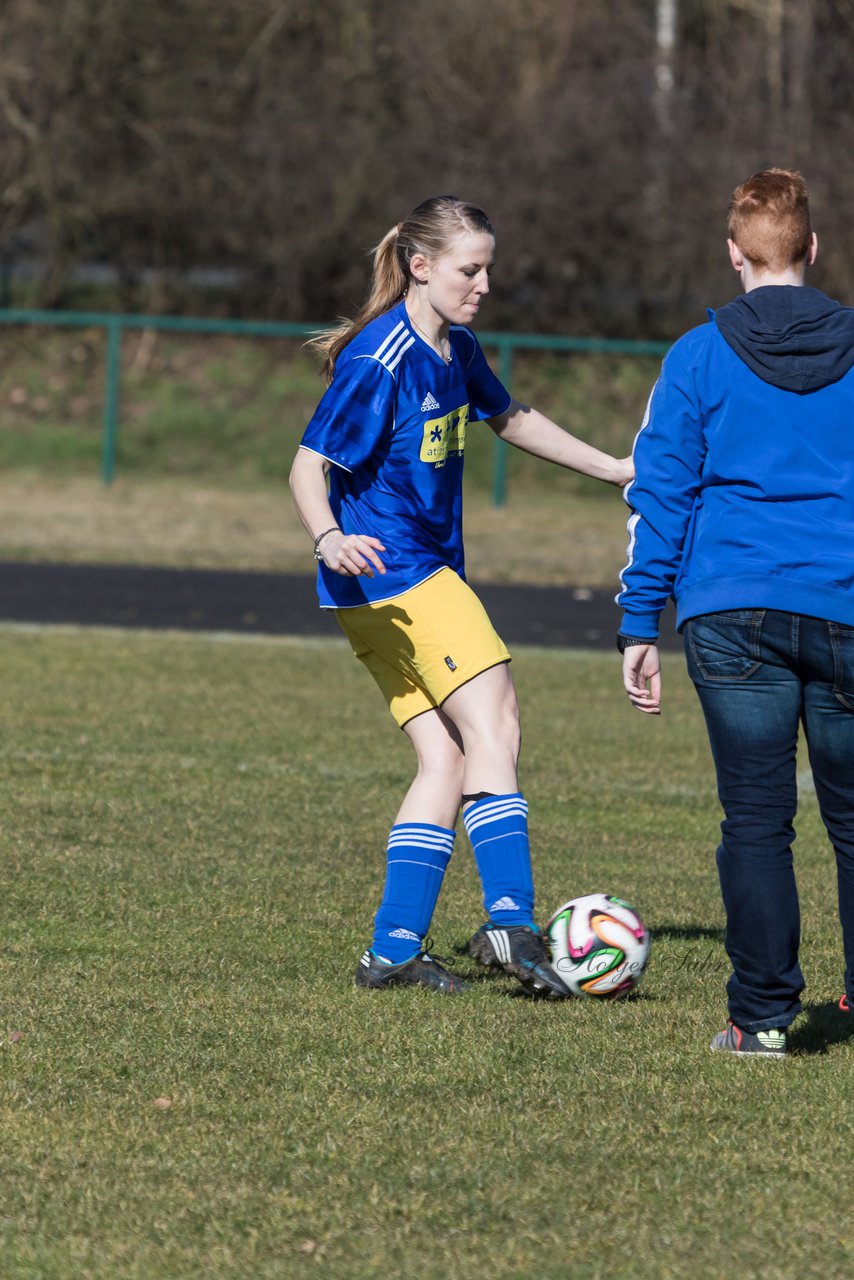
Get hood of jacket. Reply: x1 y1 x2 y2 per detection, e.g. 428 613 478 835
712 285 854 393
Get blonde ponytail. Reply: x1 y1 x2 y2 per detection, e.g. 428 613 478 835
310 225 407 382
309 196 494 383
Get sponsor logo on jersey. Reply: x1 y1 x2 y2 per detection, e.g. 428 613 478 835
420 391 441 412
420 403 470 467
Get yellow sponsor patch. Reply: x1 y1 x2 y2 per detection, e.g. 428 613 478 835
420 404 469 467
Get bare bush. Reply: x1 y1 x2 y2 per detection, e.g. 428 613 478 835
1 0 852 334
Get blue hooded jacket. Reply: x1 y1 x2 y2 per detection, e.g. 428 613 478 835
617 285 854 637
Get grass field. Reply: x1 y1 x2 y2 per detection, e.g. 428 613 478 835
2 627 853 1280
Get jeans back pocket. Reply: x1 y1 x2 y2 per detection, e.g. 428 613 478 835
685 610 764 682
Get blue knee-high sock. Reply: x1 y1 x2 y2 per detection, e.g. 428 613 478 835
371 823 455 964
463 793 534 927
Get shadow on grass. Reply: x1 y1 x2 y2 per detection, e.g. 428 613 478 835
450 939 661 1002
789 1000 854 1056
503 983 660 1004
652 922 726 943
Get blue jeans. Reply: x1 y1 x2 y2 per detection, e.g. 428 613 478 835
684 610 854 1032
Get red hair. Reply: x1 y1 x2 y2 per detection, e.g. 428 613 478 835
727 169 812 273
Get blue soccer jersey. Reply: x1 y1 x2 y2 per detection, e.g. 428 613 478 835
299 300 512 608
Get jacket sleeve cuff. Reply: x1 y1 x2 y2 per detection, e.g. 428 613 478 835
618 611 660 641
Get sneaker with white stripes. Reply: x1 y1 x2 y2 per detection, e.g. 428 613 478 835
710 1021 788 1058
468 923 571 999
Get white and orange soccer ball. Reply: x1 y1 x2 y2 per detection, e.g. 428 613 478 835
545 893 650 998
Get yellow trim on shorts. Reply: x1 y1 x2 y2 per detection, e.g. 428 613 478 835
336 567 511 727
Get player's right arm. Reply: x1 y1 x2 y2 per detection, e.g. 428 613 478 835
288 447 386 578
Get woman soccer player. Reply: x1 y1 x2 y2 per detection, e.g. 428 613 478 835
290 195 632 997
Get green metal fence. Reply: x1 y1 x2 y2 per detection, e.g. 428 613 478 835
0 308 669 502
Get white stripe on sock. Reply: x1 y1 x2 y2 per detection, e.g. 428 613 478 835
464 800 528 837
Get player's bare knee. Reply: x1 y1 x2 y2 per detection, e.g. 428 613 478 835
414 738 465 791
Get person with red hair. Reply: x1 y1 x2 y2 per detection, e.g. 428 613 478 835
617 169 854 1056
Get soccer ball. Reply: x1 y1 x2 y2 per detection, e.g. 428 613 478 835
545 893 650 998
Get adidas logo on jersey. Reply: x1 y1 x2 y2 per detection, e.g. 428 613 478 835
420 391 441 412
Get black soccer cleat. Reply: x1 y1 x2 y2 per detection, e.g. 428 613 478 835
468 923 571 999
355 948 468 994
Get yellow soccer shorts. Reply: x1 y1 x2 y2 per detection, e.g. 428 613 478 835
335 567 511 728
